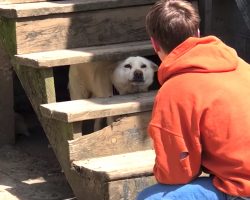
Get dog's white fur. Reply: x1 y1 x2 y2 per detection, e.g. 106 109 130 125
112 56 158 95
68 61 115 100
68 56 158 131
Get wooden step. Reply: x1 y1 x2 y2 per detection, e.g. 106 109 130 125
72 150 156 200
73 149 155 181
0 0 155 55
0 0 47 4
0 0 156 18
14 40 153 68
40 90 156 122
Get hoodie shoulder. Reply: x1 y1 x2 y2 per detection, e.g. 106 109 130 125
158 36 238 85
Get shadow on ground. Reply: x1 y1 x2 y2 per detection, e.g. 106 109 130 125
0 123 76 200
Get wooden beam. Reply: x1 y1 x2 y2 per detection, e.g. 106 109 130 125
13 5 151 54
0 0 47 4
72 150 155 181
0 17 17 56
0 0 156 18
69 112 153 161
14 41 153 68
107 176 156 200
0 17 16 144
0 40 14 145
40 91 156 122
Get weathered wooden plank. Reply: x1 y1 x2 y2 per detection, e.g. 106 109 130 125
14 65 56 104
0 0 156 18
107 176 156 200
0 0 47 4
0 17 16 56
69 112 153 161
14 40 153 68
0 17 17 145
73 150 154 181
14 5 151 54
0 40 14 145
41 91 156 122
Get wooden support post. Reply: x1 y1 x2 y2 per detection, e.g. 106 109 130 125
0 41 14 145
0 17 16 145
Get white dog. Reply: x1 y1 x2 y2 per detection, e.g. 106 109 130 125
68 56 158 131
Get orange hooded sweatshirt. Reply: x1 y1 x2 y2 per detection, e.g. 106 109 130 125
149 36 250 196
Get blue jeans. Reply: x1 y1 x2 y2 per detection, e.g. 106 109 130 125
137 177 250 200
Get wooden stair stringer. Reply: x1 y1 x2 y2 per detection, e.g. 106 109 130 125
39 90 157 199
13 64 102 200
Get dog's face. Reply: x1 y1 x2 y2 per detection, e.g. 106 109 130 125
114 56 158 85
112 56 158 94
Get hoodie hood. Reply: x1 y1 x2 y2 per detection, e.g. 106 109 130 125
158 36 238 85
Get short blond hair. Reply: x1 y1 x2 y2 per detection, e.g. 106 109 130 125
146 0 200 53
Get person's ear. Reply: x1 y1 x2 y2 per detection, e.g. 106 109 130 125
197 29 200 37
150 37 161 53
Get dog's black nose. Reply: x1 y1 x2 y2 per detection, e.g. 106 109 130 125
133 70 144 82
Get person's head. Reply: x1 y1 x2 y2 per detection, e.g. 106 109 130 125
146 0 200 59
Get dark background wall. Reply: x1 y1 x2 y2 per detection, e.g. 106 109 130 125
199 0 250 63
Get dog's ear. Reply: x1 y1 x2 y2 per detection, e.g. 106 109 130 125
149 61 158 72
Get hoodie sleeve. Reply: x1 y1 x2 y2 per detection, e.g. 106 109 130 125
149 91 202 184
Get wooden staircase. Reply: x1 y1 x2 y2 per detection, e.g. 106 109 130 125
0 1 158 199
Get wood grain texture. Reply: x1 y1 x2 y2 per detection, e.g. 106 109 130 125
107 176 156 200
73 150 154 181
0 0 47 5
41 91 156 122
69 112 153 161
0 17 16 55
0 0 156 18
14 40 154 68
14 5 151 54
0 40 14 145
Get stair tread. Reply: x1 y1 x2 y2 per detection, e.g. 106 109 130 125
14 40 153 68
40 91 156 122
0 0 156 18
72 149 155 181
0 0 46 4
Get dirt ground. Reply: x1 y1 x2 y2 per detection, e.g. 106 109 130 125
0 122 76 200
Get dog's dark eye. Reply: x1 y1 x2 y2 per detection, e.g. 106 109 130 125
124 64 132 69
141 64 147 68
